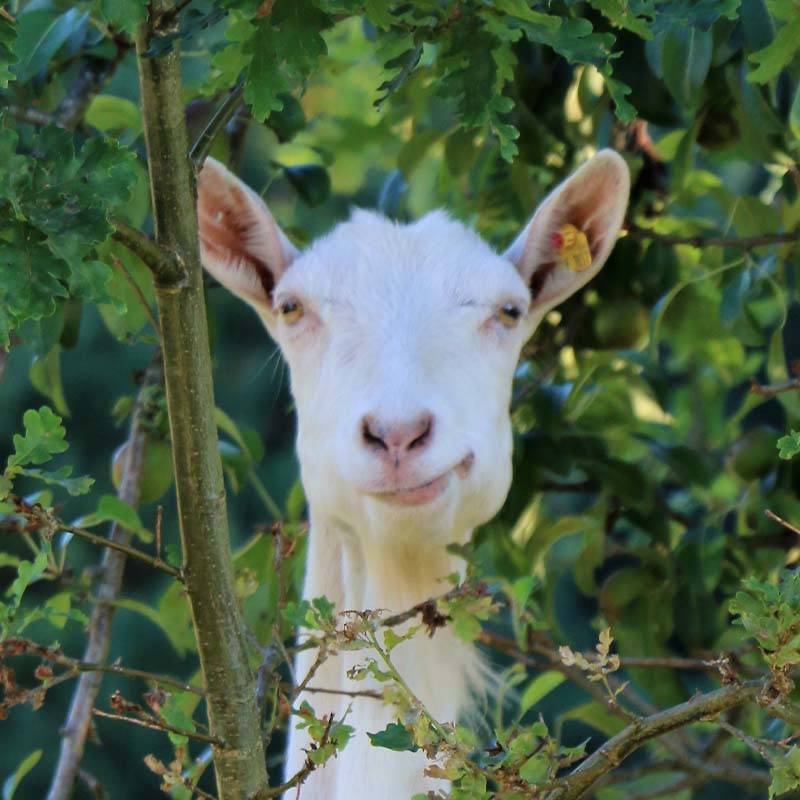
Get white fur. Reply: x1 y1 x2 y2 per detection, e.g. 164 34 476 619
196 151 630 799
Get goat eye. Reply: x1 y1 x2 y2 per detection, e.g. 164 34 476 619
279 299 305 324
497 303 522 329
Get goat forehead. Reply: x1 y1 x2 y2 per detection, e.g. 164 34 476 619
277 209 527 308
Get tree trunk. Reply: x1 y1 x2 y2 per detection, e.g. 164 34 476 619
135 5 268 798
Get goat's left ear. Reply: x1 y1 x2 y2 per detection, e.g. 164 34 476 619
505 149 630 316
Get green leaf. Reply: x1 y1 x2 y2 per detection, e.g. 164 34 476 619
748 15 800 83
160 694 196 747
790 81 800 141
778 431 800 460
367 722 419 752
661 25 713 108
19 465 94 496
29 346 69 417
74 495 151 541
7 406 68 468
8 549 49 609
770 746 800 798
98 0 148 34
519 671 565 716
0 16 17 87
605 72 637 123
85 95 142 135
519 752 549 784
244 3 329 122
2 750 42 800
14 9 87 82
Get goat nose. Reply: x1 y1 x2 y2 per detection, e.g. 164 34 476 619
361 413 434 461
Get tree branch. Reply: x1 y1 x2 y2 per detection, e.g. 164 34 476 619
93 708 223 746
112 220 185 286
190 81 244 167
135 5 269 797
46 357 162 800
545 681 764 799
628 224 800 251
765 509 800 537
55 44 127 131
750 376 800 397
0 509 182 579
64 524 181 578
0 638 201 697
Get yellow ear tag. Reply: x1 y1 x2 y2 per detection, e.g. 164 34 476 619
552 224 592 272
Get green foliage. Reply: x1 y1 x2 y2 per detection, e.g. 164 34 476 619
0 123 137 347
2 750 42 800
1 407 93 501
778 431 800 460
770 746 800 799
367 721 419 752
2 0 800 797
730 572 800 671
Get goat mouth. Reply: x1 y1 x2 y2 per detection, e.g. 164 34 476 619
371 453 474 508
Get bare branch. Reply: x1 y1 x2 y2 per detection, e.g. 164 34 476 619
6 105 56 127
628 224 800 251
93 708 223 746
57 523 182 579
545 681 764 800
46 357 163 800
1 505 182 580
765 509 800 537
750 377 800 397
0 638 202 697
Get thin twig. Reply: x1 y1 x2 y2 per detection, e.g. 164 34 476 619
251 715 334 800
299 685 383 700
6 105 56 127
0 638 202 696
190 81 245 167
56 525 182 579
765 509 800 537
628 224 800 251
750 377 800 397
110 254 162 336
93 708 223 746
717 720 774 764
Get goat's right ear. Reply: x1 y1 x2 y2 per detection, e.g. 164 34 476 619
197 158 298 316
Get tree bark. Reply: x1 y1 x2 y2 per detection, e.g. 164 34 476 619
46 358 161 800
135 5 268 799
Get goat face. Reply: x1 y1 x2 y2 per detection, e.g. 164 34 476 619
197 152 629 540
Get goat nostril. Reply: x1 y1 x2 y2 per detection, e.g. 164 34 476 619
362 418 388 451
408 417 433 450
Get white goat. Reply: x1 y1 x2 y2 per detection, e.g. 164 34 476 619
197 150 630 799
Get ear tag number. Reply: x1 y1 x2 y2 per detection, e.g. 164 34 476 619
551 224 592 272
